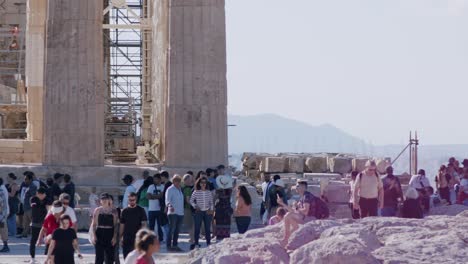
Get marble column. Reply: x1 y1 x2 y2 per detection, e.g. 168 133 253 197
42 0 105 166
163 0 228 168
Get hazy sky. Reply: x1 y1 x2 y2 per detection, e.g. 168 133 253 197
225 0 468 145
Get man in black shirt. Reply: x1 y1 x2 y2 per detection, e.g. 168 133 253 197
62 174 75 208
29 187 48 262
381 166 404 217
120 192 147 258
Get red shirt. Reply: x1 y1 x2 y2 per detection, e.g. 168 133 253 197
136 255 153 264
42 214 74 236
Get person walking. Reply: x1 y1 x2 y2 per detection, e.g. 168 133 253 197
214 174 234 240
37 201 70 255
120 192 147 258
122 175 136 210
348 171 360 219
146 174 164 242
135 232 160 264
0 178 10 253
46 215 82 264
62 174 76 208
29 187 48 263
91 193 119 264
381 166 403 217
137 176 153 217
409 169 431 212
19 173 37 238
353 161 384 218
165 175 184 252
123 229 156 264
435 165 451 204
5 173 19 237
261 174 273 225
181 174 195 248
190 177 214 249
234 185 252 234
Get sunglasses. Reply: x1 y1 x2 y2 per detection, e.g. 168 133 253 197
129 199 137 202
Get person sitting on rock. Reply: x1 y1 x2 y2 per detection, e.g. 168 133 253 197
277 180 316 245
401 187 423 219
268 207 287 225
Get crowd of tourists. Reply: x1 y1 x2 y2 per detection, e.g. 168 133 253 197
0 165 254 263
0 158 467 263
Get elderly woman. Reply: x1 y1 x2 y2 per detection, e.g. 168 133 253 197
353 160 384 218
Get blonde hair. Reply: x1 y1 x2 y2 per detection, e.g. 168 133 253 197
172 174 182 183
405 187 419 200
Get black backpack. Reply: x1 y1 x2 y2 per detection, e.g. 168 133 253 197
314 195 330 219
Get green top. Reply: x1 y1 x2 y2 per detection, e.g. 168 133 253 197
182 185 193 209
138 188 149 207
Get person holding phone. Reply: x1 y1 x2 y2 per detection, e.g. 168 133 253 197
190 177 214 249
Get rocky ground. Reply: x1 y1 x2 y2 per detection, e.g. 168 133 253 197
188 205 468 264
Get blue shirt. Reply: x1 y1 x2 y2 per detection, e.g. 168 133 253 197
165 185 184 216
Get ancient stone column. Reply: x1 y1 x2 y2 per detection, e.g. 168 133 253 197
162 0 228 168
42 0 105 166
25 0 46 159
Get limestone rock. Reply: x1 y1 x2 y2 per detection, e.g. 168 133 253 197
427 204 467 216
328 157 352 174
375 158 391 174
305 156 328 173
264 157 286 173
285 156 304 173
352 158 368 172
286 220 341 250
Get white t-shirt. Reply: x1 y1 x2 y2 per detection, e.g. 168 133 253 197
461 178 468 194
147 184 164 211
409 175 431 189
48 206 77 224
133 179 144 193
122 185 136 208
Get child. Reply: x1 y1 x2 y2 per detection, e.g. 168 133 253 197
268 207 286 225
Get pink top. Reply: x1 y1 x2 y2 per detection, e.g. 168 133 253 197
235 196 251 217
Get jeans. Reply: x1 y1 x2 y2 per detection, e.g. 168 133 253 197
148 211 164 242
7 215 16 236
30 226 41 258
235 216 251 234
193 211 212 246
380 207 397 217
359 197 378 218
167 214 183 248
22 210 32 236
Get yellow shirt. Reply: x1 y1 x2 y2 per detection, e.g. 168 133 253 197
354 173 383 199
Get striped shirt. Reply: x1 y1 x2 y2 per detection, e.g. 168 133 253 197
190 190 214 211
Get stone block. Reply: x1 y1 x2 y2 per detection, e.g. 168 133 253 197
328 157 352 174
323 182 350 203
286 156 304 173
375 158 391 174
264 157 285 173
305 156 328 173
352 158 368 172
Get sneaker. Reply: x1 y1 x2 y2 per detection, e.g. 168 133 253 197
0 246 10 253
29 259 37 264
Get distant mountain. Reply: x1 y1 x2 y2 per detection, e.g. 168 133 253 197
228 114 370 154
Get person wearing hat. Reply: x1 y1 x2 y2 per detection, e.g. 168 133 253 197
267 176 287 220
165 175 185 252
122 175 136 209
6 173 19 237
36 201 70 255
214 174 234 240
28 187 48 261
91 193 119 264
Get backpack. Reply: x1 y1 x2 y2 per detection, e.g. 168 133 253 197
314 196 329 219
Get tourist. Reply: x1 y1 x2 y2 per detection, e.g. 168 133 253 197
122 175 136 209
135 232 160 264
462 159 468 169
206 168 217 190
51 193 78 231
190 177 214 249
348 171 360 219
214 173 234 240
46 215 82 264
137 176 154 216
37 201 69 255
45 178 54 206
165 175 184 252
50 173 63 201
124 229 158 264
134 170 151 193
277 180 317 245
401 188 423 219
108 194 121 264
181 174 195 248
353 161 384 218
447 165 461 205
458 169 468 205
186 171 194 176
88 187 100 221
91 193 119 264
269 207 287 225
62 174 76 208
268 177 287 219
146 174 164 242
261 173 273 224
120 192 148 258
409 169 431 212
160 171 172 242
0 178 9 253
234 185 252 234
19 173 38 238
381 166 403 217
29 187 48 262
6 173 19 237
435 165 451 204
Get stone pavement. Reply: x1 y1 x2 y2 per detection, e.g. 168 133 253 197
0 232 192 264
